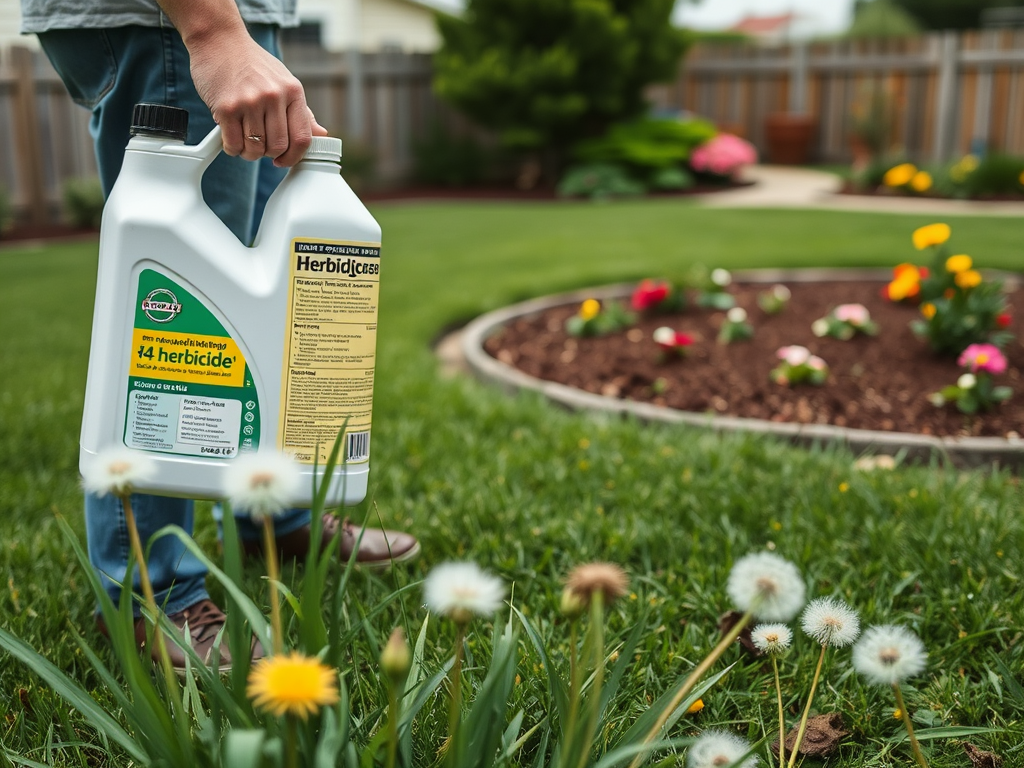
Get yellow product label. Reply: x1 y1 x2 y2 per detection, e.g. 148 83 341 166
130 328 245 387
279 238 380 464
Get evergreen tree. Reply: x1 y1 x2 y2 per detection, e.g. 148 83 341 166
889 0 1024 30
433 0 690 157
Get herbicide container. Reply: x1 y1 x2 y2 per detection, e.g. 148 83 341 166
80 104 381 507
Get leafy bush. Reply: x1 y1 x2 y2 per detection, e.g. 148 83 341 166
434 0 691 156
412 123 488 187
0 184 11 234
649 165 694 191
960 153 1024 198
573 118 717 172
339 140 376 192
556 163 646 200
63 177 105 229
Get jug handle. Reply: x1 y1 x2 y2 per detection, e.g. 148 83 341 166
162 125 224 165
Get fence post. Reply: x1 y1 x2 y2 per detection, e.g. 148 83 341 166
932 31 959 162
970 31 997 156
789 42 809 113
9 45 49 225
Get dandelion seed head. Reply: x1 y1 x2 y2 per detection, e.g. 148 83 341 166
687 729 758 768
726 552 805 621
751 623 793 656
853 625 928 685
801 597 861 647
424 562 505 624
223 451 302 520
565 562 629 607
82 446 156 497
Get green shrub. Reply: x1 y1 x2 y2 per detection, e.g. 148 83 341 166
62 177 105 229
0 184 12 234
339 140 377 192
960 153 1024 198
556 163 646 200
649 165 694 191
412 123 488 187
573 118 717 172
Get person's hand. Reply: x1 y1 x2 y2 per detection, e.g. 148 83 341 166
187 30 328 167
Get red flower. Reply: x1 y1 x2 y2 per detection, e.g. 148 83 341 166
653 327 693 351
631 279 670 312
996 312 1011 329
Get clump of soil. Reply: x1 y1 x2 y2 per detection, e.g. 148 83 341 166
483 280 1023 439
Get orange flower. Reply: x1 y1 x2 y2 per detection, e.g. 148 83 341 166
910 171 932 192
885 264 922 301
884 163 917 187
955 269 982 289
912 223 951 250
921 303 936 319
945 254 972 273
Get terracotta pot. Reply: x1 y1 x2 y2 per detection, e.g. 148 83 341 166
764 113 817 165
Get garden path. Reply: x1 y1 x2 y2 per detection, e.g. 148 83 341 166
701 165 1024 217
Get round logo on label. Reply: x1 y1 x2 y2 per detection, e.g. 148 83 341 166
141 288 183 324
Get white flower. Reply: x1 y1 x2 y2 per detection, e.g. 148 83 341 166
807 355 828 372
727 307 747 323
224 451 302 520
801 597 861 647
653 327 677 345
687 729 758 768
772 284 791 301
726 552 806 621
751 623 793 656
958 373 977 390
811 319 830 337
777 345 810 366
424 562 505 624
852 624 928 685
82 446 156 497
711 268 732 287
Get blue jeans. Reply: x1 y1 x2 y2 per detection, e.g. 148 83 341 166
40 24 305 614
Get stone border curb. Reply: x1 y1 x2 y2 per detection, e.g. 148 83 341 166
459 269 1023 471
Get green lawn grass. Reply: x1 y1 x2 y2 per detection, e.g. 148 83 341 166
1 202 1022 766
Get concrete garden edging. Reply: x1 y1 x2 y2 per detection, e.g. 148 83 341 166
458 269 1023 471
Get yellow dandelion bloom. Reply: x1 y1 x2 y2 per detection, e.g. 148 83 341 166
687 698 705 714
910 171 932 192
921 303 936 319
883 163 917 187
1019 170 1024 186
955 269 982 289
839 482 850 493
247 652 339 719
893 708 902 719
912 223 951 250
579 299 600 321
945 254 972 273
961 155 979 173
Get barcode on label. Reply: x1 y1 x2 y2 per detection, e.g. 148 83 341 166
346 431 370 462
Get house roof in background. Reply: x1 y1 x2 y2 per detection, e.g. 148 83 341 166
728 13 797 35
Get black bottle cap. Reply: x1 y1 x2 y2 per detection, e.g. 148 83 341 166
130 103 189 141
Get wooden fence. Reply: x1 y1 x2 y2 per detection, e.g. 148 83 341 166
0 44 470 223
648 29 1024 164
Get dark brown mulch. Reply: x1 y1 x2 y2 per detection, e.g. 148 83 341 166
362 181 751 203
483 280 1024 439
0 223 98 244
837 180 1024 202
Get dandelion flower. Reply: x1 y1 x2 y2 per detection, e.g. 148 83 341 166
726 552 806 621
853 625 928 685
687 729 758 768
424 561 504 624
801 597 860 647
751 623 793 656
224 451 302 520
565 562 629 607
247 652 340 719
82 446 156 497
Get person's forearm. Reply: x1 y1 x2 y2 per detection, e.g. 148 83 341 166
155 0 250 51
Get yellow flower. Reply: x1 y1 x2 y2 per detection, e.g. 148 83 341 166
1019 170 1024 186
955 269 982 289
961 155 979 173
883 163 917 187
912 223 951 250
921 302 936 319
910 171 932 192
839 482 850 493
579 299 600 321
945 254 972 273
893 708 903 719
687 698 705 714
247 652 340 719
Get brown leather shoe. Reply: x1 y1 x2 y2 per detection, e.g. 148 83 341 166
242 514 420 570
97 599 264 673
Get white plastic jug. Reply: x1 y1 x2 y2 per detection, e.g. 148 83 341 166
80 104 381 507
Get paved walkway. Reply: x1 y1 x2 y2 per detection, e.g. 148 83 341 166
699 165 1024 217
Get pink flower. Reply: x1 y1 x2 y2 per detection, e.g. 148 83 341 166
777 345 811 366
834 304 870 326
690 134 758 178
807 355 827 371
631 279 670 312
958 344 1008 374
